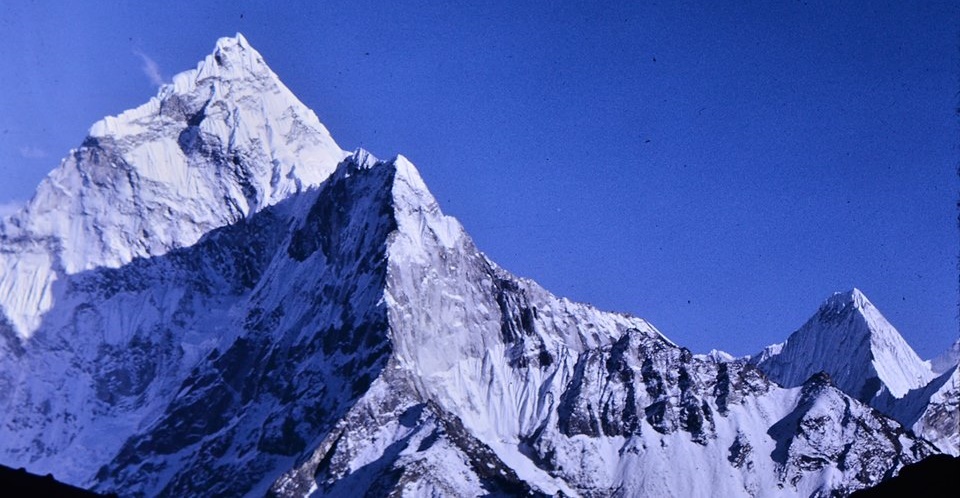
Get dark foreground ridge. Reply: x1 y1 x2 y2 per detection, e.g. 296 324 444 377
850 454 960 497
0 464 115 497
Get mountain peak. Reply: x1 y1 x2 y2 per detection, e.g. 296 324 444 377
216 32 249 50
197 32 268 83
0 33 345 338
89 33 291 140
347 148 379 171
754 288 934 401
821 288 872 315
0 34 949 496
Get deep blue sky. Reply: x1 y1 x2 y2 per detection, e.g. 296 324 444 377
0 1 957 357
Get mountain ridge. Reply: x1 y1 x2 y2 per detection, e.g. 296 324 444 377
0 33 954 497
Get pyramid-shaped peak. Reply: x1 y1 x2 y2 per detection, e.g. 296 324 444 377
2 34 346 339
170 33 279 98
820 288 872 315
352 147 379 167
754 287 934 400
88 33 306 141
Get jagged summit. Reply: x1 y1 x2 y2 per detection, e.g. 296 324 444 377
754 288 934 401
89 33 291 138
200 32 271 84
16 32 345 243
345 147 380 171
0 34 347 338
0 34 952 497
212 32 253 62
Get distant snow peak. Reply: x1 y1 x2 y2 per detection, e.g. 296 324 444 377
820 287 872 316
336 148 391 182
348 148 379 171
754 288 932 401
697 349 736 363
752 289 952 454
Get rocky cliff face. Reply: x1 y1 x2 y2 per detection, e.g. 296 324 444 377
0 34 953 497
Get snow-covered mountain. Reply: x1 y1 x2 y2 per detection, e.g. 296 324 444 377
872 338 959 456
752 289 958 456
0 34 953 497
874 366 959 456
0 33 345 338
752 289 934 402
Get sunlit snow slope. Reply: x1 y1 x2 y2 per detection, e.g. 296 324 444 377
0 33 345 338
752 289 958 456
0 34 954 497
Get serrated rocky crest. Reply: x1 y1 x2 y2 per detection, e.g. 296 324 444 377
0 34 953 497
